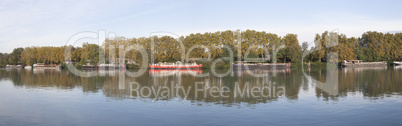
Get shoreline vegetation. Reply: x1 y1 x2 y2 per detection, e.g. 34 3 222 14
0 30 401 69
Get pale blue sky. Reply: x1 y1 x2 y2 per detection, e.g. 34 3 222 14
1 0 402 53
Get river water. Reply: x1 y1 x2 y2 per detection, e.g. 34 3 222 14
0 66 401 125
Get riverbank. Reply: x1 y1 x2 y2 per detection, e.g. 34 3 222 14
41 61 400 70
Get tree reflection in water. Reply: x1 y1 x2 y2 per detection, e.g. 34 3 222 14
1 67 401 106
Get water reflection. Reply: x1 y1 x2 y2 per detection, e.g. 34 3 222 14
144 69 289 105
303 67 339 98
339 67 402 98
1 66 401 105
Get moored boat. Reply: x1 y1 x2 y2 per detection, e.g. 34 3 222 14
393 61 402 66
149 69 203 76
341 60 387 67
33 63 61 69
25 66 32 70
149 61 202 69
5 65 24 69
232 62 291 70
82 64 126 69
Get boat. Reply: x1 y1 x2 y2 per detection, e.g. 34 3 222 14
233 68 291 73
149 61 202 69
82 64 126 69
33 63 61 69
25 66 32 70
232 62 291 70
99 64 125 69
82 65 97 69
341 60 387 67
149 69 203 76
5 65 24 69
393 61 402 66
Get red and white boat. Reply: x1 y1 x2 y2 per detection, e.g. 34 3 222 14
149 61 202 69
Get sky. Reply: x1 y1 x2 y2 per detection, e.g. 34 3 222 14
1 0 402 53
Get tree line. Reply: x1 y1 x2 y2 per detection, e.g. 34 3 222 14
306 31 402 63
0 30 401 68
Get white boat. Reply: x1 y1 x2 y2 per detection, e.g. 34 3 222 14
25 66 32 70
5 65 24 69
393 61 402 66
341 60 387 67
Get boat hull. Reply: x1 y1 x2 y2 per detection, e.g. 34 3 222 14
82 66 125 69
33 66 61 69
149 65 202 69
25 66 32 69
233 63 291 70
5 65 24 69
341 62 387 67
33 63 61 69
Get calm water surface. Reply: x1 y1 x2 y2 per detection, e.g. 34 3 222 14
0 66 402 126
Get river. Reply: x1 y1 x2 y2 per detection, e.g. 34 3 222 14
0 66 401 125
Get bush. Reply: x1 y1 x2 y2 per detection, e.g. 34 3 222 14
74 63 82 69
198 60 231 69
126 64 141 69
308 62 339 68
61 63 67 69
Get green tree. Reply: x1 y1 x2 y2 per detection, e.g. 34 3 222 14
8 48 24 65
282 34 301 63
81 43 101 65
